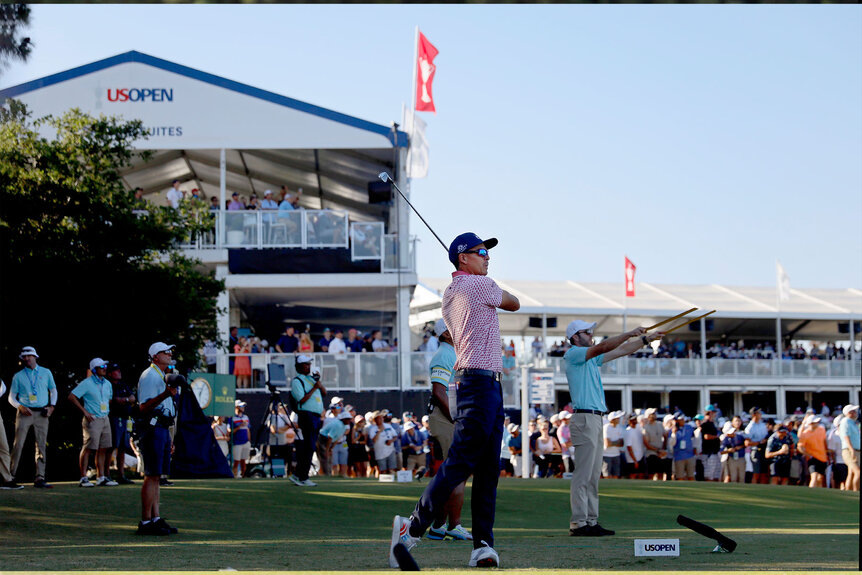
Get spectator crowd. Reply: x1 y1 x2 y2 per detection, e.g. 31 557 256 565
498 402 860 492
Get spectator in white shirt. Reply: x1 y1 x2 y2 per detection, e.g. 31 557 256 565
602 411 625 479
623 413 645 479
371 330 392 352
166 180 183 209
328 329 347 355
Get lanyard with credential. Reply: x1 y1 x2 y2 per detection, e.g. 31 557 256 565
27 367 40 397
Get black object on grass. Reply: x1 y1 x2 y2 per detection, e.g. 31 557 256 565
677 514 737 553
393 543 420 571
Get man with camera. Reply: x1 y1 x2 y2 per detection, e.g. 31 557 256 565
136 342 180 535
288 354 325 487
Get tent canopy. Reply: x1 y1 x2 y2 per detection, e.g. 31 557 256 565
414 279 862 341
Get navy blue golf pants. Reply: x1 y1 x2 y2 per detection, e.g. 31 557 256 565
295 411 321 481
410 372 505 549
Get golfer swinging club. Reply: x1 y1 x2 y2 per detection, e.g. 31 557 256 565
565 320 663 536
390 232 520 568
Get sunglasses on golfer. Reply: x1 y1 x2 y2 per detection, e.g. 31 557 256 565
464 248 489 257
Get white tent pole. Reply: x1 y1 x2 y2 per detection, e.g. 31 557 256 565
520 364 530 479
850 317 856 361
700 317 707 375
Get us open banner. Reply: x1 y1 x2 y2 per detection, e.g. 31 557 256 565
188 373 235 417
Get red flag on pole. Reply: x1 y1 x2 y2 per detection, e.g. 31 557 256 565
625 257 636 298
415 31 438 113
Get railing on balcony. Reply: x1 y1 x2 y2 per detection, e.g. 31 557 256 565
542 356 862 380
222 353 861 397
172 211 416 272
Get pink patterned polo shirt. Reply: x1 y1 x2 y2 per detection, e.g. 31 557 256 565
442 271 504 372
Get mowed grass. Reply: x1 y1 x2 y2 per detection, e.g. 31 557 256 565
0 476 857 572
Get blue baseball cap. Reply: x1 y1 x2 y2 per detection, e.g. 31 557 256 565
448 232 498 267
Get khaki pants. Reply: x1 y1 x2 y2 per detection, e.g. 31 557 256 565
722 457 745 482
0 411 13 482
11 410 50 480
569 413 603 528
428 408 455 458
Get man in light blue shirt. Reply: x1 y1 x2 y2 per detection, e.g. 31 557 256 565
9 346 57 488
838 404 860 491
564 320 662 537
289 355 326 487
68 358 117 487
744 407 769 484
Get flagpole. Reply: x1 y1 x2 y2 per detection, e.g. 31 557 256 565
775 260 782 376
409 26 419 178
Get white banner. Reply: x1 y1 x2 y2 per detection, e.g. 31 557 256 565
405 113 429 179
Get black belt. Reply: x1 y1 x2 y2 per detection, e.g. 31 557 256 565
573 409 606 416
454 369 502 382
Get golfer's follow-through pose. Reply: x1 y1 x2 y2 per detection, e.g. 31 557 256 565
390 232 520 568
565 320 663 536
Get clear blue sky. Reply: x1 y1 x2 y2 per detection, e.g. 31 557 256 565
5 5 861 289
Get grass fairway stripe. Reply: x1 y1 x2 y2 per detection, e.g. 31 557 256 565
0 477 857 571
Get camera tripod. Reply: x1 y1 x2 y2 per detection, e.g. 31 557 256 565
253 382 301 478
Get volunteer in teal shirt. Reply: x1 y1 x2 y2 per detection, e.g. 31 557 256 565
69 358 117 487
9 346 57 488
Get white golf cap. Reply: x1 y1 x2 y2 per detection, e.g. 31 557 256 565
19 346 39 359
337 410 352 421
566 320 597 339
264 189 272 196
404 421 416 430
558 411 572 420
89 358 108 372
296 354 313 364
549 414 559 424
434 318 448 337
645 407 657 416
722 421 736 434
235 400 246 408
608 410 625 421
843 404 859 417
507 423 520 433
148 342 175 358
330 396 344 406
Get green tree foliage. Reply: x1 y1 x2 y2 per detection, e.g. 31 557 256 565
0 102 224 387
0 3 32 75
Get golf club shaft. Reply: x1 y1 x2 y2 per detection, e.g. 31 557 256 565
386 176 448 252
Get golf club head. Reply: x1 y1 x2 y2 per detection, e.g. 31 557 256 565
378 172 391 183
393 543 420 571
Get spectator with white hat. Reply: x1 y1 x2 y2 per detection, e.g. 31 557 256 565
719 417 746 483
288 354 326 487
319 410 353 478
507 424 523 478
826 414 847 489
68 358 117 487
556 411 573 473
669 412 697 481
602 411 625 479
369 410 398 473
623 412 645 479
642 408 667 481
230 400 251 478
797 414 828 488
837 404 860 491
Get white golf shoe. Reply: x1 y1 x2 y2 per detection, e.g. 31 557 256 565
468 541 499 568
388 515 419 568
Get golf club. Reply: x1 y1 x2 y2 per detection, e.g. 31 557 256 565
378 172 447 252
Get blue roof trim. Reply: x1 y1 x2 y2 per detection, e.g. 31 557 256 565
0 50 408 148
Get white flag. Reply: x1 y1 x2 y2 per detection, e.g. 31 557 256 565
776 261 790 302
405 113 429 179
